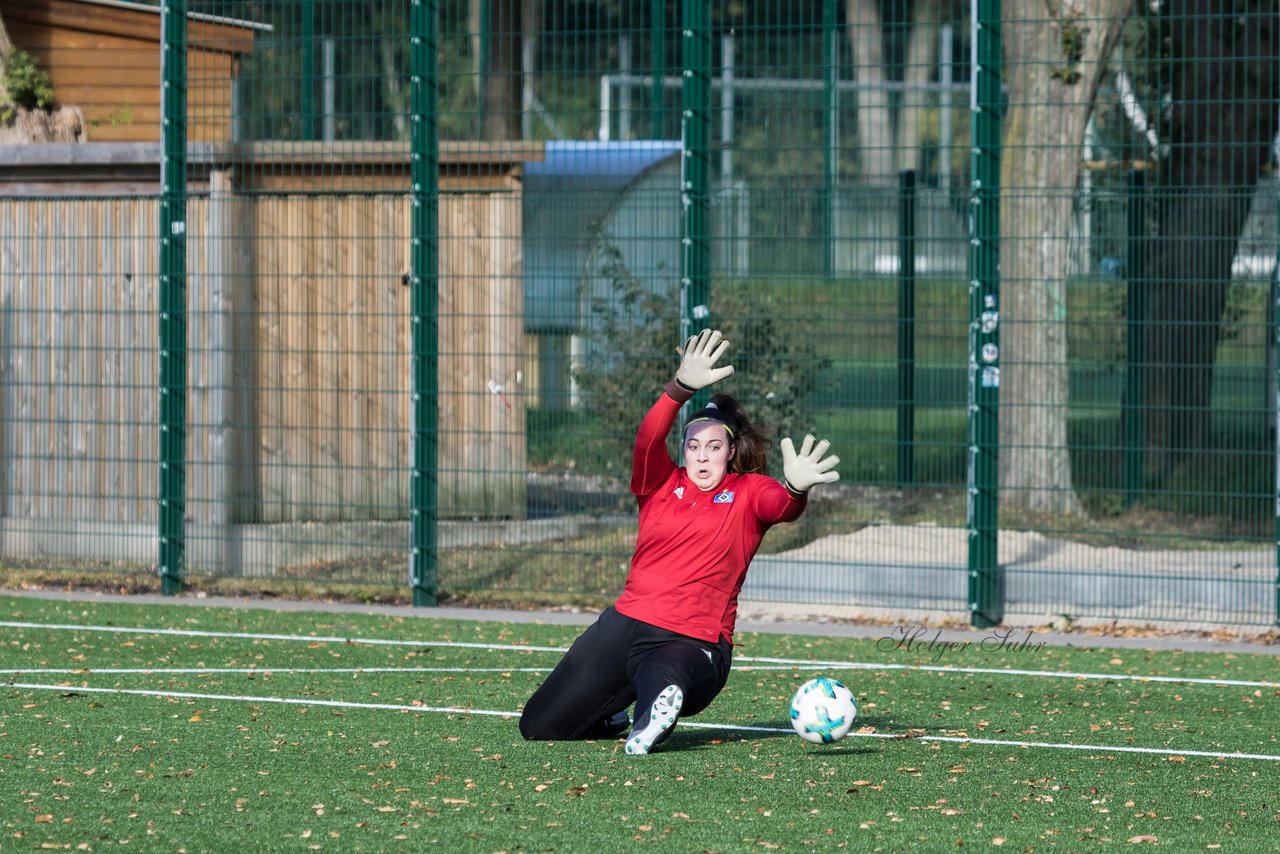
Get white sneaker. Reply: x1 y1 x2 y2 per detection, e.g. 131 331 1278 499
624 684 683 755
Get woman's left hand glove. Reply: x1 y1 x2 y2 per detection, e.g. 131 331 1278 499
675 328 735 391
781 435 840 493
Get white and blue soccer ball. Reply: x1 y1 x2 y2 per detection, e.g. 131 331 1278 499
789 677 858 744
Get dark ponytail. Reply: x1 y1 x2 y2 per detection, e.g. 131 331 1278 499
708 393 771 475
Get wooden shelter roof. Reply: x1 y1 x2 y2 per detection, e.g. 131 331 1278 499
0 0 270 52
0 141 548 195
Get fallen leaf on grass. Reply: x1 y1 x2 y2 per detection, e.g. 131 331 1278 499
1127 836 1159 844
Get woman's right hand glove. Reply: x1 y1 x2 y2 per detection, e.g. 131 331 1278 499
781 434 840 493
675 328 735 390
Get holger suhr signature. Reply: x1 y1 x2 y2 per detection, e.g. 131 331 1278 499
877 624 1048 664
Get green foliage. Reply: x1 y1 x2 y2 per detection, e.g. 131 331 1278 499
570 234 682 473
1066 279 1127 369
237 0 421 141
713 279 833 443
108 106 134 127
1095 6 1168 159
571 230 830 477
0 48 56 123
1217 280 1266 345
1051 16 1086 84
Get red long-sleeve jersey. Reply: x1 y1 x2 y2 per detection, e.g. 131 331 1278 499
612 388 808 643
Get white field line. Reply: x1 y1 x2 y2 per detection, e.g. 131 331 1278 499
2 619 1278 689
5 681 511 717
0 620 568 653
738 656 1280 689
7 680 1280 763
2 667 551 675
0 661 1273 687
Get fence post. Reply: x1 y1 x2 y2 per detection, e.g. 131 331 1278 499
1125 168 1146 506
720 33 735 184
681 0 712 408
1274 225 1280 626
966 0 1002 628
477 0 489 139
301 0 316 140
410 0 439 607
651 0 665 138
822 0 839 278
898 169 917 486
159 0 188 596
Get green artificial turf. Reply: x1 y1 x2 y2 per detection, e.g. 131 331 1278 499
2 594 1277 851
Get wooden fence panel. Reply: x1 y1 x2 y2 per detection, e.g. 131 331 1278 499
438 193 526 516
0 189 526 529
248 194 409 523
0 197 160 525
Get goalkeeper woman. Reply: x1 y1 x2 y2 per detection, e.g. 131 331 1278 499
519 329 840 754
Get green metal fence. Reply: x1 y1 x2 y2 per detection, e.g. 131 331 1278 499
0 0 1277 629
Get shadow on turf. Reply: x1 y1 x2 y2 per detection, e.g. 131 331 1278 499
646 715 907 755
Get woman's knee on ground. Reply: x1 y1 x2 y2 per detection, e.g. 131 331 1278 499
519 694 591 740
518 704 559 740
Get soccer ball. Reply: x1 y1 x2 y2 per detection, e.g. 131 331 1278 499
789 677 858 744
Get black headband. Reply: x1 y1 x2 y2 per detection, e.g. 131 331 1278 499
683 401 740 441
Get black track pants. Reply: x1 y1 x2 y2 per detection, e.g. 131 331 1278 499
519 606 732 741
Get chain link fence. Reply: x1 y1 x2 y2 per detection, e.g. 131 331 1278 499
0 0 1276 627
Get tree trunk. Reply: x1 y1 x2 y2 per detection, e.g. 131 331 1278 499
895 0 941 173
520 0 542 139
0 107 85 143
999 1 1130 517
1142 0 1279 475
846 0 893 182
480 0 523 141
380 38 407 140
